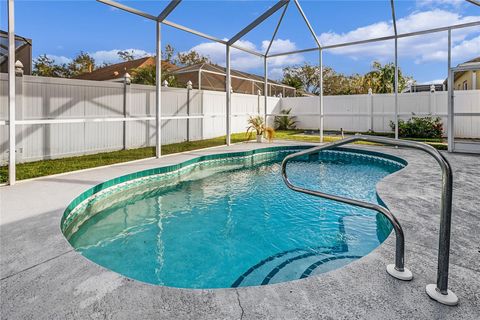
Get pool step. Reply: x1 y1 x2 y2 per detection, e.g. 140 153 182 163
231 214 382 288
231 246 360 287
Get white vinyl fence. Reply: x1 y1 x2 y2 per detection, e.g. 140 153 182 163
1 71 479 165
280 90 480 137
0 73 280 164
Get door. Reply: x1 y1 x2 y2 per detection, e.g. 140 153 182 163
448 63 480 154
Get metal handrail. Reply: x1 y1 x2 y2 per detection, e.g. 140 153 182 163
281 135 457 304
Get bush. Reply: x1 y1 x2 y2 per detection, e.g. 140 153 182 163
390 116 443 139
274 108 297 130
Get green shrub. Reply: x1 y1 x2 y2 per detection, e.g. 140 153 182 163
390 116 443 139
274 108 297 130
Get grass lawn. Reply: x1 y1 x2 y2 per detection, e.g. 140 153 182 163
274 130 447 149
0 130 447 183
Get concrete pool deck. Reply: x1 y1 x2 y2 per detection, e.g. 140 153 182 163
1 141 479 319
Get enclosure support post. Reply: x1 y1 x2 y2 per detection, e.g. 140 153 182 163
123 73 131 150
8 0 16 185
369 88 374 131
14 61 24 164
318 49 324 143
390 0 399 140
394 37 399 140
186 82 191 142
226 45 231 146
447 29 453 152
198 70 202 91
155 21 162 158
264 57 268 126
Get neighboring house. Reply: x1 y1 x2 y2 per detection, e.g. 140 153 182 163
0 30 32 75
171 63 296 97
74 56 177 82
444 57 480 91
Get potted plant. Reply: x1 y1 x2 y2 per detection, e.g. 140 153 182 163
246 116 275 143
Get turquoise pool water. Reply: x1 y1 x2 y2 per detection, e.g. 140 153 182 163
64 148 405 289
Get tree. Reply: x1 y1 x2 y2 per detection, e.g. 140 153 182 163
130 64 178 86
117 50 135 61
68 51 96 76
282 74 304 93
281 61 413 96
282 64 320 95
365 61 411 94
282 64 351 95
175 50 211 66
162 44 175 62
32 54 70 78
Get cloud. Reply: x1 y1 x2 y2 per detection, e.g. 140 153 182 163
416 0 466 8
318 9 480 63
89 49 152 65
261 39 304 66
419 79 445 84
40 49 153 66
46 55 72 65
268 67 284 80
186 38 305 79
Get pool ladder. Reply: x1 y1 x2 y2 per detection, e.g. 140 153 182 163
281 135 458 306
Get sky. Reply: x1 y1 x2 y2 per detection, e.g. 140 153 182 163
1 0 479 83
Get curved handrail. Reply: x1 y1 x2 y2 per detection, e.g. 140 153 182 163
281 135 455 301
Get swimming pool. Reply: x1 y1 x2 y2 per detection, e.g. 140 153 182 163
61 146 406 289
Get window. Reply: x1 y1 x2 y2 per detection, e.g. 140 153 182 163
463 81 468 90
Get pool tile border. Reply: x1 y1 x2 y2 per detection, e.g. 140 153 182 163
61 146 407 240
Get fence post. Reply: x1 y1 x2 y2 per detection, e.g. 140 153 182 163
429 84 435 115
257 89 261 115
186 80 192 141
15 61 24 164
123 73 131 150
201 88 205 140
368 88 374 132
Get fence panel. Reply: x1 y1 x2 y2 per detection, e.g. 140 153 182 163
454 90 480 139
1 72 479 165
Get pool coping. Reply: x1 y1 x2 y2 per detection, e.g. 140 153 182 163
1 140 479 319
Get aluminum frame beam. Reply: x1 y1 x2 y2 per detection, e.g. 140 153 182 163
319 49 324 143
447 30 453 153
266 20 480 58
226 45 232 145
391 0 399 140
293 0 321 48
97 0 264 57
227 0 289 46
8 0 15 185
466 0 480 6
264 57 268 124
158 0 182 22
265 1 290 55
162 20 264 57
97 0 157 21
267 47 318 58
155 22 162 158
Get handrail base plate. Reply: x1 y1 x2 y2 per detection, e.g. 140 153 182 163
426 284 458 306
387 264 413 281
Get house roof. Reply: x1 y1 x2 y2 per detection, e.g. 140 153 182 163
74 56 177 81
0 30 32 66
443 56 480 85
172 62 292 88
